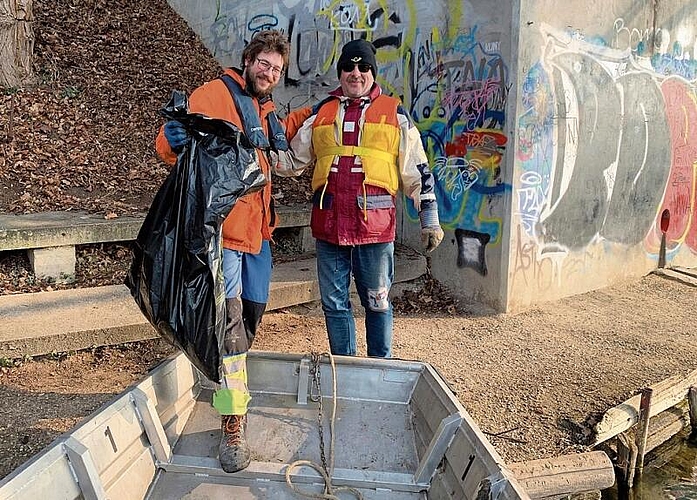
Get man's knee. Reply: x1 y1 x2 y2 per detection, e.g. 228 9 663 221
366 286 390 311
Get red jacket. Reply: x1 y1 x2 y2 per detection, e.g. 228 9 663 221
311 85 397 245
156 68 310 253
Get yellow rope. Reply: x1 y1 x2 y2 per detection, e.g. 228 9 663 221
284 352 364 500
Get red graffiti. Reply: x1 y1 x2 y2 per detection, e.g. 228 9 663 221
649 78 697 251
444 130 507 157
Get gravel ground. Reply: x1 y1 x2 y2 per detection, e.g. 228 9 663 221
1 265 696 481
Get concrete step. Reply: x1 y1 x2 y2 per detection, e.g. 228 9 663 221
0 246 427 358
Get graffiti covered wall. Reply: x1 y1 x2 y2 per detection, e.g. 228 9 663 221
166 0 697 311
167 0 516 310
512 0 697 310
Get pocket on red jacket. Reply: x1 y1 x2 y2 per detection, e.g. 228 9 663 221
357 194 395 237
311 191 336 240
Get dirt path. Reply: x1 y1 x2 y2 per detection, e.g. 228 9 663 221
1 272 696 479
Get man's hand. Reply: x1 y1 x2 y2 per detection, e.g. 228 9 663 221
419 204 444 252
164 120 190 153
421 226 444 252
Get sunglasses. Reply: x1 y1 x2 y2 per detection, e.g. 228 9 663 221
339 62 372 74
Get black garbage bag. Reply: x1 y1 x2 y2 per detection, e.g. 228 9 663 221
125 90 266 382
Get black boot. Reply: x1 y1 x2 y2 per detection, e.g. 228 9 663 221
223 297 249 354
241 298 266 347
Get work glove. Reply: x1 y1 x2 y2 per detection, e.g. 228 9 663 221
419 204 444 252
163 120 190 153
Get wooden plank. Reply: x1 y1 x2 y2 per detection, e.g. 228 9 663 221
620 431 639 487
644 403 689 454
635 388 653 475
593 369 697 445
508 451 614 499
673 266 697 279
654 268 697 287
615 432 634 488
688 387 697 430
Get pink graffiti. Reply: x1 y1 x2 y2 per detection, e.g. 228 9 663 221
649 78 697 252
442 79 504 126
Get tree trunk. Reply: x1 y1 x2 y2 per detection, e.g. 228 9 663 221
508 451 615 499
0 0 34 88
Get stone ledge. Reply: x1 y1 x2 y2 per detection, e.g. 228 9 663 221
0 205 312 252
0 247 427 358
0 205 312 280
0 211 144 251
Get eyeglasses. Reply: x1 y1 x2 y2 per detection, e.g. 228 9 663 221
255 57 284 77
339 62 372 74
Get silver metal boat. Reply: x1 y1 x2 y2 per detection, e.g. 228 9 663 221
0 351 528 499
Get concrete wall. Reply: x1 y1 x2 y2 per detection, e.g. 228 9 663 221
166 0 516 311
511 0 697 310
395 2 515 312
165 0 697 312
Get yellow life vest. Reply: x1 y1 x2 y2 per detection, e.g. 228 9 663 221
311 94 401 195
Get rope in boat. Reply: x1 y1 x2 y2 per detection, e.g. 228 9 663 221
284 352 364 500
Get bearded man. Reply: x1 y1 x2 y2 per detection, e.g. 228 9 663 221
155 29 309 473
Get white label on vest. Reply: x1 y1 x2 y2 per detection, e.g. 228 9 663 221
343 121 355 132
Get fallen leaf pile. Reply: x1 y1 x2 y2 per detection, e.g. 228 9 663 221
392 276 460 315
0 243 131 294
0 0 458 314
0 0 313 217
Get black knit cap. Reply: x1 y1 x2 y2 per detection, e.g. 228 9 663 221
336 39 377 77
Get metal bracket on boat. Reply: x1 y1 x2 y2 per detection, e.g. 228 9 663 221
131 388 172 464
412 412 463 486
296 357 311 405
63 436 108 500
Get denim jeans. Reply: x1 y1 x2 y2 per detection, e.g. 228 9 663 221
315 239 394 357
222 241 272 301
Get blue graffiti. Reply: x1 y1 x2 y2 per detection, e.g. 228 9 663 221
248 14 279 37
652 54 697 80
516 62 555 236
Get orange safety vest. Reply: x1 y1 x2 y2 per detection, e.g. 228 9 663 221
311 94 401 196
156 69 310 254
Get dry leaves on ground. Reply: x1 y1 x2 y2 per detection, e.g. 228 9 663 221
0 0 313 217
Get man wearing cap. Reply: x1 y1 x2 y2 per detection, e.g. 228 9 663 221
280 39 444 358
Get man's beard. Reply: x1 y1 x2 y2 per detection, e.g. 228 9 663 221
245 71 274 99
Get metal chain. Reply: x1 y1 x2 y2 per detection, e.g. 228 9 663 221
285 353 364 500
310 352 329 479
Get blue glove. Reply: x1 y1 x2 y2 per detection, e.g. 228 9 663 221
419 204 444 252
163 120 190 153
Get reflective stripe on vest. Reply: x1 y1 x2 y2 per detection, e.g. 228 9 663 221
311 95 401 195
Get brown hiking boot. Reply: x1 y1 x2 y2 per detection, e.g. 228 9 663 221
219 414 251 473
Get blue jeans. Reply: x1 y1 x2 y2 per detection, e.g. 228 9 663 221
316 239 394 357
222 241 272 301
